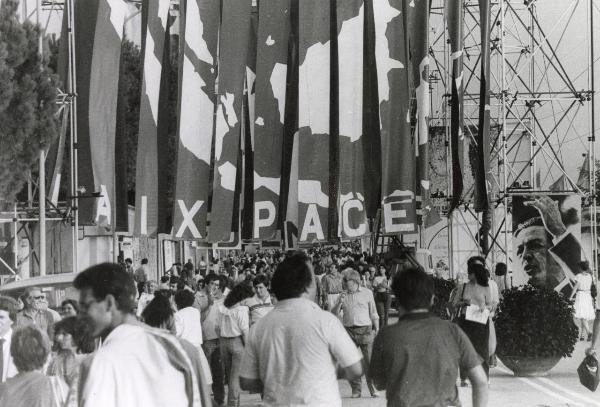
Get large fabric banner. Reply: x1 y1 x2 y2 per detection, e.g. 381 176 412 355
252 0 291 240
512 194 581 298
408 0 431 222
374 0 416 234
134 0 170 237
297 0 331 242
172 0 220 240
336 0 368 239
446 0 464 215
75 0 127 228
474 0 491 213
209 0 252 242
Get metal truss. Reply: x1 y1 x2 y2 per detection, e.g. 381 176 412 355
429 0 597 278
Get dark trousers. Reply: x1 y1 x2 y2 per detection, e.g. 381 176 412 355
374 292 391 327
458 319 490 379
345 326 376 395
203 339 225 405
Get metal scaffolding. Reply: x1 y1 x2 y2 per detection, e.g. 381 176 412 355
429 0 598 280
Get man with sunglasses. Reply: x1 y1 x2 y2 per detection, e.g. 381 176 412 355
15 287 54 339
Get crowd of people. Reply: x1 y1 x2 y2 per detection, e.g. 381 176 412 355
0 244 597 407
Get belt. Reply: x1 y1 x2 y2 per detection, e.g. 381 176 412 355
578 289 591 292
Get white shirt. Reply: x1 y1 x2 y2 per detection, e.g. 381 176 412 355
242 295 274 325
0 328 17 382
175 307 203 348
240 298 362 407
202 297 224 341
80 324 188 407
218 304 249 338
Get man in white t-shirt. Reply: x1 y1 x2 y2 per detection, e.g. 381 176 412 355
73 263 210 407
240 252 363 407
174 290 203 350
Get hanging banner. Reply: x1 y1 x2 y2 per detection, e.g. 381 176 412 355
512 194 581 298
253 0 291 240
75 0 127 228
474 0 491 212
336 0 368 239
172 0 220 240
374 0 416 234
446 0 464 215
134 0 170 237
408 0 431 222
297 0 331 243
242 6 258 240
209 0 252 242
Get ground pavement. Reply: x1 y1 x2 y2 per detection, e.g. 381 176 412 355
239 341 600 407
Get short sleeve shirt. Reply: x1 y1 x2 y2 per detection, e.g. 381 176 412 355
240 298 362 407
370 313 482 407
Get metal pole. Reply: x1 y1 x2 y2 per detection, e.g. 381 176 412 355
67 0 79 274
444 0 454 279
500 0 509 276
589 0 598 282
39 150 46 276
13 203 18 272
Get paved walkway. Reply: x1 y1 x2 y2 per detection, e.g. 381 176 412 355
239 341 600 407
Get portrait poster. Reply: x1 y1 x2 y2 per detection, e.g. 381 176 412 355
512 193 582 297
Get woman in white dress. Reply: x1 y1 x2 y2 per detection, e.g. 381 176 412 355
571 261 596 341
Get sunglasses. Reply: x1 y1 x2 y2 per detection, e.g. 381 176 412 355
32 295 45 300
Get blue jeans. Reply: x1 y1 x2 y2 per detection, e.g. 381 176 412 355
219 336 244 407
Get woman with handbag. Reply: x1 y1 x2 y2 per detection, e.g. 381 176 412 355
450 262 494 386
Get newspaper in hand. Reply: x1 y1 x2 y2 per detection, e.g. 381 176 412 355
465 304 490 324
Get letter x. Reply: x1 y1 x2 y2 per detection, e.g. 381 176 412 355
175 200 204 238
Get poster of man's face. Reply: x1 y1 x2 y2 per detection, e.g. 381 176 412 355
512 194 582 297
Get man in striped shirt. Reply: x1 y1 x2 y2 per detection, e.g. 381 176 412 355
243 274 274 325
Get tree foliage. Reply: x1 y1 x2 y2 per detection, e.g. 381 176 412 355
0 0 59 203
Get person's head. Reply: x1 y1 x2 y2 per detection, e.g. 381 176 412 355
174 289 195 310
53 316 78 352
73 263 137 339
579 260 590 273
22 286 45 311
224 284 255 308
141 258 148 265
61 299 79 317
328 263 338 274
146 280 158 294
342 268 361 293
391 267 434 312
467 256 485 268
271 251 315 301
125 258 132 266
467 263 489 287
494 262 507 277
141 295 175 333
374 265 383 276
253 274 270 300
11 325 50 373
515 223 563 288
0 295 19 337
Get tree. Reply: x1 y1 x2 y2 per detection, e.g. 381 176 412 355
0 0 59 203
